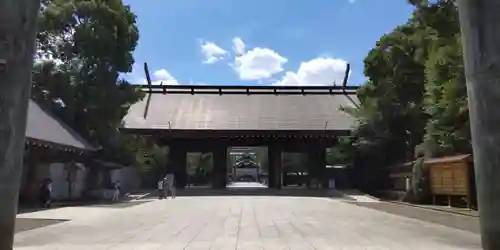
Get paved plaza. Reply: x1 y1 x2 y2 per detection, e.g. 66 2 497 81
14 195 481 250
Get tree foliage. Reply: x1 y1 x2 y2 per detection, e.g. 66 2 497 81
326 137 355 166
186 152 213 175
342 0 469 191
411 155 430 202
419 3 469 156
137 144 169 172
33 0 145 165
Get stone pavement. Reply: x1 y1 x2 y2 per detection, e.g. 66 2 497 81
14 196 481 250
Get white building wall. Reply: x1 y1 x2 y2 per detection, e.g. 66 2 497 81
110 166 141 194
73 165 88 198
49 163 65 200
48 163 88 200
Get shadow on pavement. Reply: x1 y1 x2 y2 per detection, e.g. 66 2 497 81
17 200 151 214
15 218 69 233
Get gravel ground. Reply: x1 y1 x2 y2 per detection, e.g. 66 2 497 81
352 201 480 234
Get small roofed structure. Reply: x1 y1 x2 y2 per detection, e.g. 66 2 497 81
426 154 476 209
121 83 360 190
20 100 96 203
232 152 260 182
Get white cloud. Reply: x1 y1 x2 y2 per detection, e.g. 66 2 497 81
232 38 288 81
273 57 348 86
153 69 174 81
200 41 227 64
138 78 178 85
232 37 246 55
188 78 207 85
135 68 178 85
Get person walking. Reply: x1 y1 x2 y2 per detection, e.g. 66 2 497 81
157 178 165 199
164 172 176 199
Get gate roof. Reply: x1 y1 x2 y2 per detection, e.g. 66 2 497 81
121 85 358 134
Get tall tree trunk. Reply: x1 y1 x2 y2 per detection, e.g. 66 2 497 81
0 1 41 249
457 1 500 249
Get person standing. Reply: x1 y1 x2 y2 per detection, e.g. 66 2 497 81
112 181 120 201
39 179 52 208
157 178 165 199
165 172 176 199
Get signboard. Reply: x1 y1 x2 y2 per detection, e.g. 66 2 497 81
430 162 468 196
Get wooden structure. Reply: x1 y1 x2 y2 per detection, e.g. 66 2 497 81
232 153 260 182
121 85 359 189
427 154 476 209
20 100 96 203
121 82 359 189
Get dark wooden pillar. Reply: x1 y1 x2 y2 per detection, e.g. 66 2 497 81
212 144 227 189
307 145 327 189
457 1 500 248
20 152 36 204
267 146 275 188
169 145 187 189
178 149 187 189
317 147 327 189
267 145 282 189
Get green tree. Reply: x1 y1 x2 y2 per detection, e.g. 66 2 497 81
134 144 170 187
34 0 142 146
326 137 355 166
344 0 471 193
137 144 169 172
186 152 213 176
186 153 201 176
33 0 144 165
343 25 430 191
415 0 470 156
199 153 213 173
342 1 467 191
361 22 430 160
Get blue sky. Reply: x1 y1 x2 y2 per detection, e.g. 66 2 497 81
122 0 415 86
